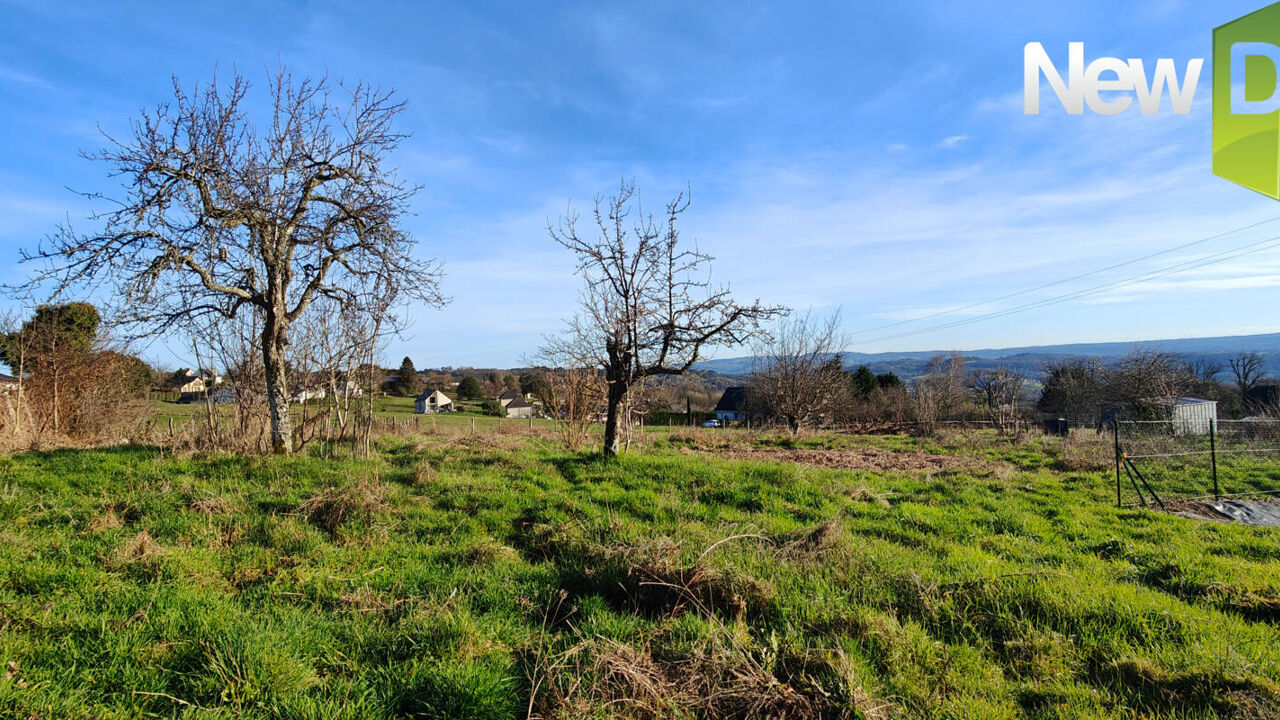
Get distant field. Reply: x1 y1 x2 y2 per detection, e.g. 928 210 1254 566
0 430 1278 718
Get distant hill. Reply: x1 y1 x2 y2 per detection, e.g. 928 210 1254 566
695 332 1280 381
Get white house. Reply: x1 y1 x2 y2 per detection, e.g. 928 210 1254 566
292 387 327 403
714 387 749 423
415 389 454 414
335 380 364 399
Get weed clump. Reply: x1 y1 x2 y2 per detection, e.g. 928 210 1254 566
111 530 163 570
519 519 773 621
528 625 872 719
298 478 389 535
190 495 235 515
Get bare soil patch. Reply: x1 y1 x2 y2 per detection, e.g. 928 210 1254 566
687 446 991 473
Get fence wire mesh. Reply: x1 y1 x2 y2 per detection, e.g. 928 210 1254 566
1115 419 1280 507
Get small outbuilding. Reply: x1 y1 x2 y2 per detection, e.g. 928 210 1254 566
415 389 454 414
1152 397 1218 435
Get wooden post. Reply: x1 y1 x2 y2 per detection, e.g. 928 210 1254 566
470 418 475 435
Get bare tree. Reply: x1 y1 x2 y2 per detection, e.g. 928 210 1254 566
1189 358 1224 383
1230 352 1267 402
201 308 270 452
1110 350 1193 407
19 70 444 454
747 311 849 434
969 367 1026 434
913 353 968 434
532 360 604 452
545 181 783 456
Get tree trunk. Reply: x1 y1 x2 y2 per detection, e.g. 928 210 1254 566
602 382 626 457
262 320 294 455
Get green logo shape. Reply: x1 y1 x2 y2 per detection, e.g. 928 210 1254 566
1214 2 1280 199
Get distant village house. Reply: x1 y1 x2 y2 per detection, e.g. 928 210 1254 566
415 389 454 414
714 387 750 424
503 396 534 419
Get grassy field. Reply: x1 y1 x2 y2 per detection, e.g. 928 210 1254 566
0 430 1278 719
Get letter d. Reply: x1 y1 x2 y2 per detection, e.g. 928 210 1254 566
1232 42 1280 115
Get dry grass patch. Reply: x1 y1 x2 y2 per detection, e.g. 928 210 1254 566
531 632 871 720
88 508 123 533
521 521 774 621
340 585 394 613
112 530 163 567
298 478 390 535
849 485 893 508
190 495 236 515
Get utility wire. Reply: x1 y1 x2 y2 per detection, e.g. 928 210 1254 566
851 214 1280 337
854 231 1280 346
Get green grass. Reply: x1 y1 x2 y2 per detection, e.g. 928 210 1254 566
0 431 1277 718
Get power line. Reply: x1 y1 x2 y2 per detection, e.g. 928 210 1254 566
854 231 1280 346
851 214 1280 337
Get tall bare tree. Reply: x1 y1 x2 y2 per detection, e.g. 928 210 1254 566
1229 352 1267 402
1109 350 1193 406
747 310 850 434
19 70 444 453
969 367 1026 434
545 181 783 456
913 353 968 435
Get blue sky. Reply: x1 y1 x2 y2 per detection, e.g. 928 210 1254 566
2 0 1279 369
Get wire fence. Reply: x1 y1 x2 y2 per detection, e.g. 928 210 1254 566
1114 419 1280 508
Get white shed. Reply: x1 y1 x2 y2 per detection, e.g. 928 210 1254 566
1153 397 1218 435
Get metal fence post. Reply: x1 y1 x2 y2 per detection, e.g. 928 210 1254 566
1210 418 1220 500
1114 421 1122 508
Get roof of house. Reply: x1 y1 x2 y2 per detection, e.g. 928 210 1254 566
498 389 522 400
417 389 453 403
506 397 532 409
1152 397 1217 406
714 386 749 412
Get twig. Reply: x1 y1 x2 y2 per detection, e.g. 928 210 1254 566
131 690 202 709
697 533 772 562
